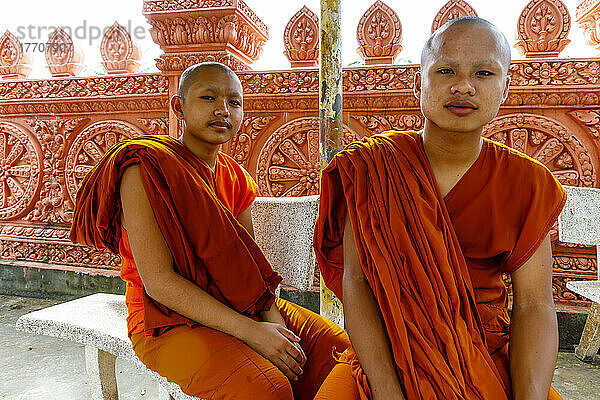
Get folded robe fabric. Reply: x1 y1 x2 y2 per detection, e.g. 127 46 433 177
314 130 566 400
70 135 282 335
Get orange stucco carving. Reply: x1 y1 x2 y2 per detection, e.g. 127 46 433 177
283 6 319 68
100 22 142 74
431 0 478 33
576 0 600 51
0 1 597 310
0 31 32 80
143 0 268 73
45 28 84 77
515 0 572 58
356 1 403 65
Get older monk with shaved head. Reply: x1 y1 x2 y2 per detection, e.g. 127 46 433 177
70 62 351 399
314 17 564 400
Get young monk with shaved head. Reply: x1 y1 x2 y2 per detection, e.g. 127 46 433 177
314 17 565 400
70 62 349 399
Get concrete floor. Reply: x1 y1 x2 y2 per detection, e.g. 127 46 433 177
1 294 599 400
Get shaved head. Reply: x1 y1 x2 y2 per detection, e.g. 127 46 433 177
421 17 511 74
178 62 240 100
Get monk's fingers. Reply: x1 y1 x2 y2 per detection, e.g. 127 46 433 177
281 352 304 377
277 326 301 343
274 358 300 381
287 341 307 366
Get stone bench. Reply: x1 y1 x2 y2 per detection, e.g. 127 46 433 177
558 186 600 362
15 195 320 400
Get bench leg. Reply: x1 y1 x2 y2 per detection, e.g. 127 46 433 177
85 345 119 400
575 302 600 362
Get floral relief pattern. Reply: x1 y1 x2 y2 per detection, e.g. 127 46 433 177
483 113 595 188
25 118 86 224
228 116 277 168
0 123 42 220
100 22 141 74
283 6 319 67
65 121 143 205
256 118 360 197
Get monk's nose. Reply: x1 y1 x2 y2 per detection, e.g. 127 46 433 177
214 100 230 117
450 79 476 96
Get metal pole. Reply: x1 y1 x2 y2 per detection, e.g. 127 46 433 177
319 0 344 328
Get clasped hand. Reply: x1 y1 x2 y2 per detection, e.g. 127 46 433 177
245 321 307 381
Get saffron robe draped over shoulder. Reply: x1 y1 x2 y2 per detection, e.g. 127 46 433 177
119 150 259 336
70 135 282 336
314 131 566 400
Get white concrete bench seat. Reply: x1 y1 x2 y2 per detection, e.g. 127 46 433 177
15 195 320 400
559 186 600 362
16 293 191 400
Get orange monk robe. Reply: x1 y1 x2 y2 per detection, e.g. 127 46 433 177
314 131 566 400
70 135 350 399
118 150 259 336
70 135 282 335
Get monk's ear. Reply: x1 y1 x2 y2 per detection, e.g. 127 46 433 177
413 71 422 100
171 95 184 119
502 75 510 103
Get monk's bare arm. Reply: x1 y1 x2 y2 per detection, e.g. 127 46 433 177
343 215 405 400
120 165 305 380
509 234 558 400
237 204 307 366
236 207 255 237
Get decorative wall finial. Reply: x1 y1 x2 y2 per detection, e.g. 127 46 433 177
356 1 403 65
515 0 571 58
575 0 600 51
100 22 142 74
431 0 478 33
45 28 84 77
283 6 319 68
0 31 32 80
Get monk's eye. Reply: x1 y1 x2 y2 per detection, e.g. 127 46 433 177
229 100 242 107
200 96 214 100
475 70 494 77
437 68 453 75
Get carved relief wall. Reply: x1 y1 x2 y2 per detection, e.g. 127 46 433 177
0 0 598 312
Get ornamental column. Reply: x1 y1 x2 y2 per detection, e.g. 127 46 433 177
319 0 345 327
143 0 268 136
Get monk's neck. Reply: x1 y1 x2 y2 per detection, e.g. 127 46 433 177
180 134 220 171
420 123 483 168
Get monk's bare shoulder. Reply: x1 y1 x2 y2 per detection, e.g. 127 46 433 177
119 164 149 230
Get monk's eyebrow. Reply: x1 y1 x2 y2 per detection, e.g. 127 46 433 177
194 85 241 98
432 59 459 68
473 60 503 69
196 85 218 92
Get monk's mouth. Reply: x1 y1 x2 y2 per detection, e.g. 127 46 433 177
209 121 232 129
444 105 478 116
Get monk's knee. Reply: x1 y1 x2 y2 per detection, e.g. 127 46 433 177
211 361 293 400
314 363 361 400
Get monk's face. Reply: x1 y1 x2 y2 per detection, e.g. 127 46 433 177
415 24 510 135
175 68 243 146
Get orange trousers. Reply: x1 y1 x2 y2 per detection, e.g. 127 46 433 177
131 297 350 400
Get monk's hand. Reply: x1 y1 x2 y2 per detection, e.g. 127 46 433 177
245 321 307 381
